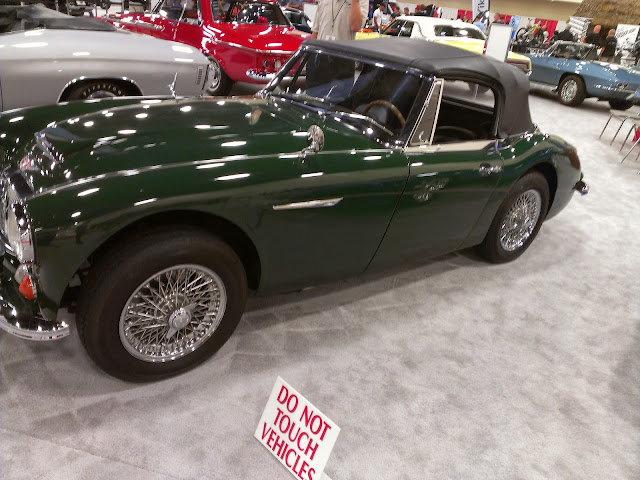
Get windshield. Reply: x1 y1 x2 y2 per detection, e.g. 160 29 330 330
381 19 414 37
434 25 485 40
550 43 597 60
226 1 290 26
266 50 424 142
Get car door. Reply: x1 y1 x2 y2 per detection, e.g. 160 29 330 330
128 0 183 40
531 45 572 85
173 0 205 46
257 137 409 293
370 78 507 270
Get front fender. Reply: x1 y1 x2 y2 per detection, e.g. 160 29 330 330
26 156 273 320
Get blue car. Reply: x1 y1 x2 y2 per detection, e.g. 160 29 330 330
526 41 640 109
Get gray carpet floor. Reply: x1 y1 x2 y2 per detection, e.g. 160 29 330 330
1 86 638 480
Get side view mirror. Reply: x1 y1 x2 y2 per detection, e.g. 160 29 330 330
300 125 324 160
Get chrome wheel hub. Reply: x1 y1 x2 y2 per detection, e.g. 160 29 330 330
560 80 577 102
119 264 227 362
168 307 191 330
208 60 221 92
499 189 542 252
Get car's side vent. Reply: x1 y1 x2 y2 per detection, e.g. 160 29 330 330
196 66 205 85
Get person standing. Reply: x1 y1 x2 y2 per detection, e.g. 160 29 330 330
390 4 399 20
372 3 384 32
584 24 602 46
492 12 503 25
473 13 485 33
403 6 410 15
600 29 618 63
557 22 575 41
311 0 369 41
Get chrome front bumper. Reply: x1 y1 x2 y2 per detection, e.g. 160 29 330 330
0 296 69 341
0 243 69 341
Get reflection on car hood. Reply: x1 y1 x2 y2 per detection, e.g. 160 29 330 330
24 96 373 194
0 28 207 64
435 38 531 64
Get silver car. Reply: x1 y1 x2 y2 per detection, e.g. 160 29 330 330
0 6 209 111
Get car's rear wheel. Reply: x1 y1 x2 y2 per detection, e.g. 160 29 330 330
558 75 586 106
76 228 247 381
477 172 549 263
206 57 233 96
67 81 130 101
608 99 633 110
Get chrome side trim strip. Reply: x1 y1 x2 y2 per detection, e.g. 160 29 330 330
273 197 343 211
405 139 496 154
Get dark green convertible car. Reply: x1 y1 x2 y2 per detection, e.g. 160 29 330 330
0 38 587 380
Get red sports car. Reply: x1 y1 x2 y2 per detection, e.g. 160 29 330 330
103 0 309 95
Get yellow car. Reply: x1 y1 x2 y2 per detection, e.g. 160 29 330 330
357 16 531 73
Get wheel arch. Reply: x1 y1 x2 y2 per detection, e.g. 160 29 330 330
558 72 586 89
526 161 557 215
58 77 143 102
91 210 262 290
59 209 262 313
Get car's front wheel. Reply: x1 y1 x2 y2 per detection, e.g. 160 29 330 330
477 172 550 263
558 75 586 107
76 228 247 381
206 57 233 96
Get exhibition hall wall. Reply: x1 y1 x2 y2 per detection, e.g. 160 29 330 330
420 0 581 20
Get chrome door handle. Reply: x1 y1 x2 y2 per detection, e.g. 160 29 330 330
477 163 503 176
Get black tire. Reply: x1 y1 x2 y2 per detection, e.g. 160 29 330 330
67 81 131 101
608 99 633 111
557 75 586 107
76 227 247 381
206 58 233 96
477 172 550 264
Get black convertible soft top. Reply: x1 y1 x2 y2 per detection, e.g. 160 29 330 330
304 38 534 138
0 4 115 33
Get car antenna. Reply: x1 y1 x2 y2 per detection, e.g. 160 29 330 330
169 73 178 100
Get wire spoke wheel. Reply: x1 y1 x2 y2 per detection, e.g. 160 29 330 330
119 264 227 362
499 189 542 252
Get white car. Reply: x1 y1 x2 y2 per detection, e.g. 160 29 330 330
0 4 210 111
377 16 531 73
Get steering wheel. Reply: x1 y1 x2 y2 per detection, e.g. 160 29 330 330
434 126 477 141
362 100 406 128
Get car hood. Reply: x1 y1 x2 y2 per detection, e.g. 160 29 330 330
213 23 309 52
22 96 374 193
0 28 207 65
435 38 530 64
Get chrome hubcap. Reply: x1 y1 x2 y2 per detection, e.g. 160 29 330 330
560 80 577 102
119 264 227 362
86 90 118 99
499 189 542 252
208 60 222 92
